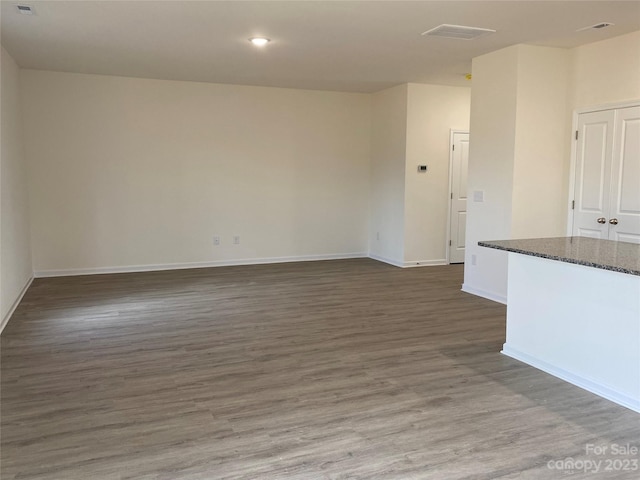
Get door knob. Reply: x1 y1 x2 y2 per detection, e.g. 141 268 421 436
597 217 606 224
609 218 619 225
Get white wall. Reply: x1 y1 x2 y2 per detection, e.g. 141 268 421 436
463 46 519 302
368 83 471 267
464 31 640 303
369 84 408 266
22 71 371 274
19 70 470 277
404 83 470 265
1 47 33 327
571 30 640 109
464 45 570 302
511 45 571 239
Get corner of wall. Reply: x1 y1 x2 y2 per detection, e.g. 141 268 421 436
1 45 34 330
368 84 409 263
463 46 519 301
403 83 471 264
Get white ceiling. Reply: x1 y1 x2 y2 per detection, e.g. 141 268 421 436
2 1 639 93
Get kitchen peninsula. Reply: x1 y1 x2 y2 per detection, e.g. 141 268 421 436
480 237 640 413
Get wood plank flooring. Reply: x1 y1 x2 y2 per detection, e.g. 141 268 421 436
1 259 638 479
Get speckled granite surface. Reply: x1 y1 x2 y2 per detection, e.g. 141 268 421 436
479 237 640 276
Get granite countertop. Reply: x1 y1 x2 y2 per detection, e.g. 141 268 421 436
478 237 640 276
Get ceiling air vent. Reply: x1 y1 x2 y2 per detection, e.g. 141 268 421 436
422 24 496 40
16 5 34 15
576 22 614 32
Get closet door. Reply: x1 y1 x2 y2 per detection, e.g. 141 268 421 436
572 110 615 239
609 106 640 244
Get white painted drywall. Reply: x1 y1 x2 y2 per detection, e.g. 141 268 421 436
464 32 640 303
503 252 640 412
369 84 408 266
404 83 470 265
511 45 571 239
22 71 371 274
571 30 640 110
465 45 570 302
1 47 33 325
369 83 471 267
463 46 519 302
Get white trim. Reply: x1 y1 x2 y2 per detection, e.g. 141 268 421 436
34 253 368 278
368 254 447 268
1 276 34 334
367 253 404 268
573 99 640 115
567 99 640 236
402 259 448 268
566 108 579 235
460 283 507 304
446 129 469 264
502 345 640 414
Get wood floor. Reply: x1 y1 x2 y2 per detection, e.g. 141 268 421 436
1 259 638 479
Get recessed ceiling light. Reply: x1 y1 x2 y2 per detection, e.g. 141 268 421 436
576 22 614 32
249 37 270 47
16 5 34 15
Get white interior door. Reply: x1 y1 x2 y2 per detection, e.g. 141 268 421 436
572 110 615 239
449 132 469 263
609 106 640 243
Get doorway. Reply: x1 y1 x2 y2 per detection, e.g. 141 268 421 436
448 131 469 263
571 105 640 243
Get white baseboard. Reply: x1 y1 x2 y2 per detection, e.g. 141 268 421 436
461 283 507 304
368 254 448 268
367 253 404 268
502 345 640 414
34 252 368 278
1 275 34 334
402 259 448 268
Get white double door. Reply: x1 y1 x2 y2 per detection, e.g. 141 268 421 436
572 106 640 243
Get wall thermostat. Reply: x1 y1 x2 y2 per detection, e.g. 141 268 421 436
418 165 428 172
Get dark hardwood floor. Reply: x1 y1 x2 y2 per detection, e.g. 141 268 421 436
1 259 638 479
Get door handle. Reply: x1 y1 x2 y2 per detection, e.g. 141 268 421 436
609 218 619 225
597 217 606 224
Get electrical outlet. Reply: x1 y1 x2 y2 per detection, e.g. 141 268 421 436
376 232 380 241
213 236 221 246
471 254 477 266
233 235 240 245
